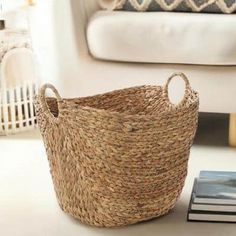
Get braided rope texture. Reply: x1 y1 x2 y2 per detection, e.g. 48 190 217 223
34 77 199 227
106 0 236 13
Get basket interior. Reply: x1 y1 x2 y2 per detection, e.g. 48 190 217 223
46 86 171 117
45 85 197 117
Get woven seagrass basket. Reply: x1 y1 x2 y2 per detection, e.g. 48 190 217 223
35 73 199 228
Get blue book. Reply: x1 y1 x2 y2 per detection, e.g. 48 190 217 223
193 171 236 205
188 178 236 223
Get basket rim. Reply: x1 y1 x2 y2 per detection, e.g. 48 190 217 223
45 85 199 120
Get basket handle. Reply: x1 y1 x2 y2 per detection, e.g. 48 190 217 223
163 72 191 107
39 83 62 119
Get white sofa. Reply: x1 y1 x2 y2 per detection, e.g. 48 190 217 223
50 0 236 146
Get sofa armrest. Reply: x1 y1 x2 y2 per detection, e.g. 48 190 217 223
72 0 101 54
53 0 100 56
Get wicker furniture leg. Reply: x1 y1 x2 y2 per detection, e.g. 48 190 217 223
229 113 236 147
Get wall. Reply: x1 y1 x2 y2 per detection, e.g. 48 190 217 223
2 0 25 11
28 0 58 84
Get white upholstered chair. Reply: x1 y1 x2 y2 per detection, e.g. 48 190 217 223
51 0 236 146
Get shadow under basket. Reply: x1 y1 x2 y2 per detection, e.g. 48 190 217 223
34 73 199 227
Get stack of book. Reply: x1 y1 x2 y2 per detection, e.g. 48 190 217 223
187 171 236 223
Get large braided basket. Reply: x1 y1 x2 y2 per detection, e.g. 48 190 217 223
35 73 199 227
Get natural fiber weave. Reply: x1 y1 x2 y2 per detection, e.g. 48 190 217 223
35 73 199 227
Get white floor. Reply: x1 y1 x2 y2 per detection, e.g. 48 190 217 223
1 122 236 236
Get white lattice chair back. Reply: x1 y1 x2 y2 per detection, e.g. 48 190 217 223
0 47 38 135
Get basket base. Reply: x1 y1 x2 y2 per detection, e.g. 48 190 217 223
56 193 180 228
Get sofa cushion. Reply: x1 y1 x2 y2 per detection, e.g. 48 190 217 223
87 11 236 65
99 0 236 14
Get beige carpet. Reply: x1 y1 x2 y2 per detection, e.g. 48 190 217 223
0 112 235 236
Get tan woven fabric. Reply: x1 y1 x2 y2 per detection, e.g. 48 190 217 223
35 73 199 227
100 0 236 13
